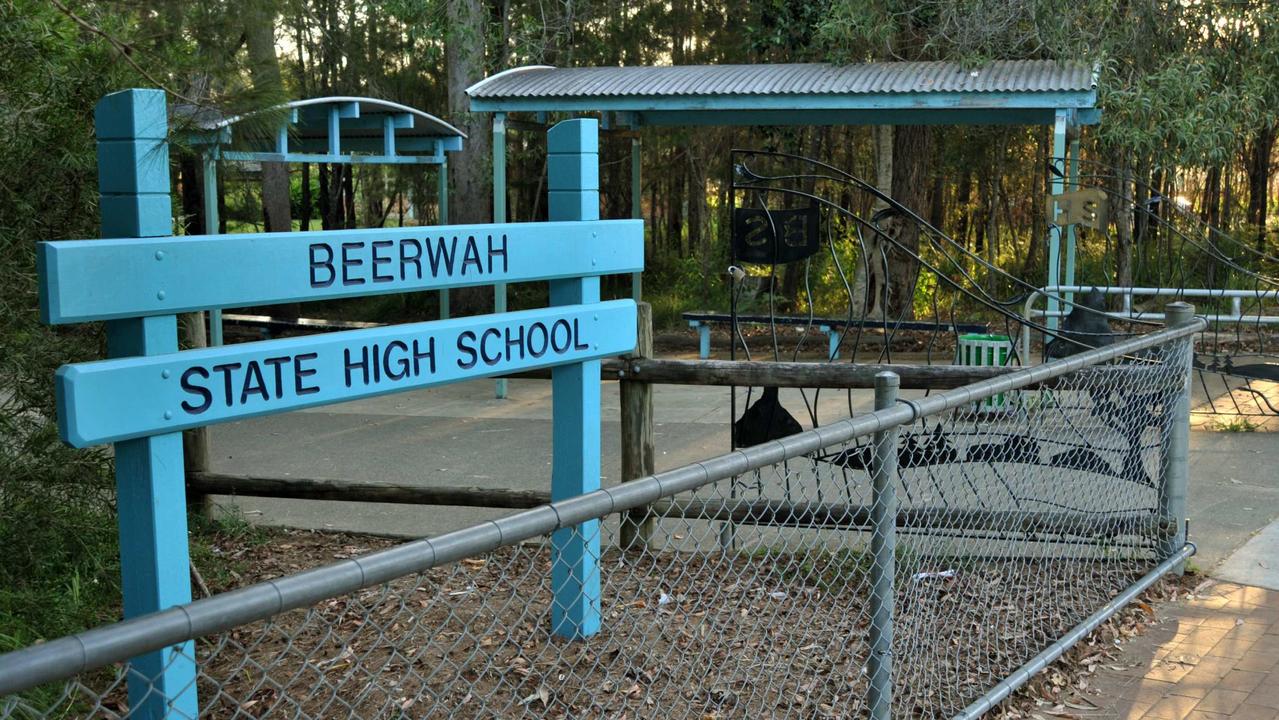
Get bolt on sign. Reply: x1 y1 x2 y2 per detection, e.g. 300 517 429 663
38 88 637 718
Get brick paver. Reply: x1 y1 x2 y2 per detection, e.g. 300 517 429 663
1056 580 1279 719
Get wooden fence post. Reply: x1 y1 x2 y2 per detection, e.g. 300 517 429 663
547 119 602 639
620 301 656 550
96 88 199 718
181 312 212 516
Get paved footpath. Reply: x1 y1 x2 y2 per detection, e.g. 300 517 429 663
1066 579 1279 719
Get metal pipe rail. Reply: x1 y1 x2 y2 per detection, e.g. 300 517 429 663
1022 285 1278 362
952 541 1197 720
0 317 1205 699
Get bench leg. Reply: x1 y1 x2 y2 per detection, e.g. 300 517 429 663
823 326 840 361
698 324 711 359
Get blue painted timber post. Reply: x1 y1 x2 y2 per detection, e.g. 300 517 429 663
438 155 450 319
95 89 199 717
493 112 508 398
547 119 602 639
1064 135 1080 307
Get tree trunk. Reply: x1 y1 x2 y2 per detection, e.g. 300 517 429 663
343 165 356 229
955 170 971 250
689 152 707 278
855 126 894 317
1132 156 1151 284
318 163 332 230
1246 124 1276 252
446 0 492 314
178 153 204 236
884 124 934 319
244 2 291 234
245 0 297 318
1114 154 1134 292
1201 163 1221 287
300 162 312 232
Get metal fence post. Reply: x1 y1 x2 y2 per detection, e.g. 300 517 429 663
96 88 199 718
547 118 602 639
1161 301 1195 574
867 371 900 720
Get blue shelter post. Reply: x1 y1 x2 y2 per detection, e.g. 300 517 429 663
202 154 223 346
630 133 642 300
547 118 602 639
493 112 508 398
95 89 198 718
1064 135 1081 307
1046 109 1068 332
438 156 450 319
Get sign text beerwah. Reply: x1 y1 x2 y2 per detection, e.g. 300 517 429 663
54 301 637 448
309 233 508 287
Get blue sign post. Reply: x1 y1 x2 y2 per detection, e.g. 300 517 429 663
92 89 198 719
39 91 640 716
548 119 602 639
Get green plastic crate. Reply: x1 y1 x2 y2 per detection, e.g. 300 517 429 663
956 333 1013 412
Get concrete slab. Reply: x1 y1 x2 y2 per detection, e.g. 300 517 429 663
1215 520 1279 590
207 378 905 537
208 373 1279 572
1185 432 1279 570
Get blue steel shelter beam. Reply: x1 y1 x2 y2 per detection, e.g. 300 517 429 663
469 89 1098 115
630 108 1072 127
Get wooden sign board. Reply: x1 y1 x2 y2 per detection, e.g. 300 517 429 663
38 220 642 324
56 300 636 447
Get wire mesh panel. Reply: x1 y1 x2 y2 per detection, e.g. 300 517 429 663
0 329 1196 719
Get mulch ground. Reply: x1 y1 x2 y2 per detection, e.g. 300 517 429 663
137 526 1197 720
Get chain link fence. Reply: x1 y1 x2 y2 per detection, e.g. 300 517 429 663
0 319 1200 719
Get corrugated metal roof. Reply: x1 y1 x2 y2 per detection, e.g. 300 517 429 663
468 61 1094 100
176 97 465 138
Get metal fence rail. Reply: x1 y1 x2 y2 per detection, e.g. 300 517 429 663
0 315 1202 719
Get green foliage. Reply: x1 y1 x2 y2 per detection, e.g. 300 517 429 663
646 254 726 329
1212 417 1261 433
817 0 1107 64
0 0 140 648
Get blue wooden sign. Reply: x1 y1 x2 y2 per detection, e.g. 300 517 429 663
40 90 631 716
56 301 635 447
38 220 642 324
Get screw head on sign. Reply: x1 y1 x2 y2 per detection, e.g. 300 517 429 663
163 411 173 420
161 369 171 379
155 250 165 260
156 290 166 300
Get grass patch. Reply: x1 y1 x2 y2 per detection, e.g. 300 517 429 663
1211 416 1261 432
